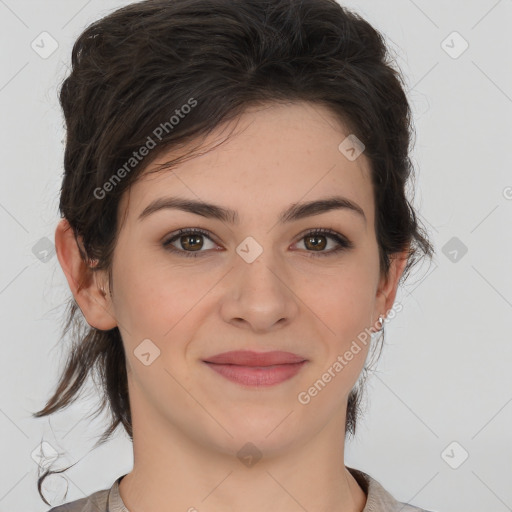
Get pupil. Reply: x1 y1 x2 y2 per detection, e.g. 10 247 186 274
307 235 325 250
183 235 203 250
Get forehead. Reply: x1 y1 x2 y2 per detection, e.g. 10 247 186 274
119 101 374 226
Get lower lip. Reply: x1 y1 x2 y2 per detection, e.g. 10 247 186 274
204 361 307 387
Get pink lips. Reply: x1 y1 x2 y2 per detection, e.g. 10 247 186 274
203 350 307 387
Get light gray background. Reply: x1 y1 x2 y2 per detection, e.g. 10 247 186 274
1 1 511 511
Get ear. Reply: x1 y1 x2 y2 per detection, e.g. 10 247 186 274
54 218 118 331
372 249 409 331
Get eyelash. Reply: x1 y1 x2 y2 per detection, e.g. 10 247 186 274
162 227 353 258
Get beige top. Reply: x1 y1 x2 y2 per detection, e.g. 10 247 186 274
47 467 435 512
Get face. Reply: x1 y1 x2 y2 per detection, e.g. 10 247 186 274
101 101 401 455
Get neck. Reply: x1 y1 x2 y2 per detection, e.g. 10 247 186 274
118 383 367 512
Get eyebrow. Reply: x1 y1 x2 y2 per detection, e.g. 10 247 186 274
137 195 366 225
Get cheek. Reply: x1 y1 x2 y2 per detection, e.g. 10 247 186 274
114 275 188 338
111 232 380 351
301 260 378 392
310 261 378 333
111 250 218 357
303 274 374 398
110 247 172 338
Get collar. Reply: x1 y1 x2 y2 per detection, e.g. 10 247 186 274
107 467 408 512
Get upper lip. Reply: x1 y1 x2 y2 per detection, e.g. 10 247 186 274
203 350 306 366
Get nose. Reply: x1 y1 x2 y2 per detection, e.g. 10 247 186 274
219 247 299 333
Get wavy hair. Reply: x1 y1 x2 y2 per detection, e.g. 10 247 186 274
33 0 433 505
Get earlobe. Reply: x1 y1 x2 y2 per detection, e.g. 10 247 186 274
54 218 118 331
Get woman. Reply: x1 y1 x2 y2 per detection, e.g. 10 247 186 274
34 0 435 510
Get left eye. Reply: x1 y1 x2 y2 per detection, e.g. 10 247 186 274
162 228 353 258
295 229 351 254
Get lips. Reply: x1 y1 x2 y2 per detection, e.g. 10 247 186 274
203 350 306 366
203 351 307 387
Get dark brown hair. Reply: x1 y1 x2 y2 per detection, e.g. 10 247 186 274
34 0 433 504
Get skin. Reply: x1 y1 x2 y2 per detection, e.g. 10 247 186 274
55 101 408 512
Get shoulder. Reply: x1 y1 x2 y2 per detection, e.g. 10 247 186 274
347 466 438 512
46 488 110 512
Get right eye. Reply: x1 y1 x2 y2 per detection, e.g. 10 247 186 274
162 228 220 258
